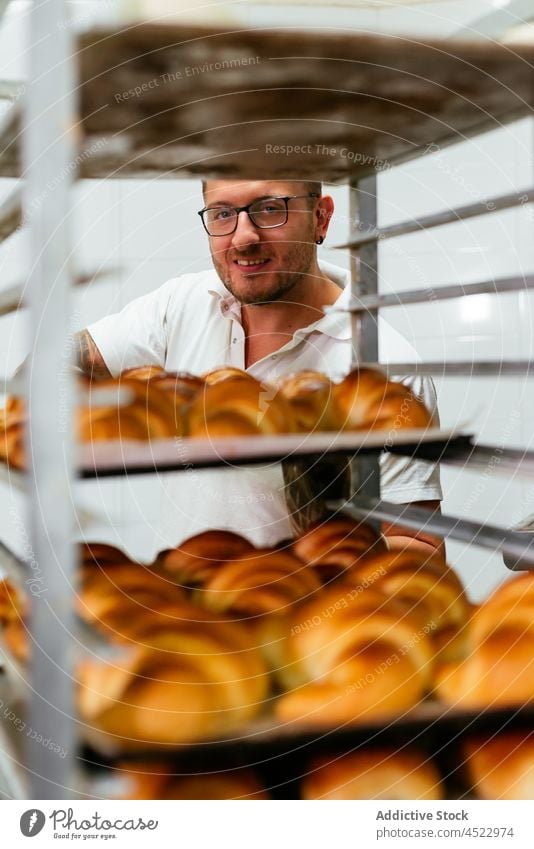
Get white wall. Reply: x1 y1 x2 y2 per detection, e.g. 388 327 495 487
376 117 534 600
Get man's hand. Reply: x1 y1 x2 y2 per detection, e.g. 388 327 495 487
381 500 446 561
75 329 111 379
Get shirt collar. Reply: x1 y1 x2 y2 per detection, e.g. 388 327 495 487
207 261 353 340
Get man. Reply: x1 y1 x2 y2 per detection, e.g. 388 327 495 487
75 179 443 557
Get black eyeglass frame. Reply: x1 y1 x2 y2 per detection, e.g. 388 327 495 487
197 193 320 236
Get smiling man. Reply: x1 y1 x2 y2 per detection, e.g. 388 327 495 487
73 179 443 557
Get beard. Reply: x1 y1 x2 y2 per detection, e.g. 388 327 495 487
211 239 316 306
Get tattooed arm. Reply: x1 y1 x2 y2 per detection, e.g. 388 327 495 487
14 329 111 380
74 329 111 379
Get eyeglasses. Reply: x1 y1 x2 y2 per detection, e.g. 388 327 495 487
197 194 320 237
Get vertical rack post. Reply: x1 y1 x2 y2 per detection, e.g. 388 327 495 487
22 0 77 798
349 174 381 504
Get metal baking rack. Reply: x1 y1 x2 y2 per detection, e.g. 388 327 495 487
0 14 533 797
78 703 534 801
77 427 472 475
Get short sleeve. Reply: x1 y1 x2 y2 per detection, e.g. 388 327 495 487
86 280 176 377
380 374 442 503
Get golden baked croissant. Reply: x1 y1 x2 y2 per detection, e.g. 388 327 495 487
277 370 339 432
187 376 296 437
121 366 167 381
158 530 255 587
333 367 435 432
302 748 443 800
77 622 269 749
0 577 28 662
114 762 269 799
346 549 471 663
195 548 322 616
80 542 134 566
464 733 534 800
203 367 255 385
0 399 26 468
292 516 387 578
273 586 435 725
122 367 205 404
468 573 534 646
435 574 534 708
78 561 186 633
78 377 184 440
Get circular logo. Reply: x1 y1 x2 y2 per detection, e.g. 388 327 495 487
20 810 46 837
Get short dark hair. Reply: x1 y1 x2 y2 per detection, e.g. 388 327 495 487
202 180 322 198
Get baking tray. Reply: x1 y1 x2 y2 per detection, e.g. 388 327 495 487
78 702 534 800
77 427 471 478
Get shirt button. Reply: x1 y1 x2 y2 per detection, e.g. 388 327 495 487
232 338 237 344
271 355 277 360
223 304 229 311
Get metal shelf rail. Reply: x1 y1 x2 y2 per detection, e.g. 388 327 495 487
21 0 77 800
333 499 534 569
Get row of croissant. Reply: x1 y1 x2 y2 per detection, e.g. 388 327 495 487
91 734 534 800
0 365 434 467
1 516 533 772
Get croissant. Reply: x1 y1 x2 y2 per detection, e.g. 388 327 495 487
203 367 255 385
78 378 184 440
187 376 296 437
0 577 26 626
121 366 166 381
292 516 387 578
0 419 26 469
114 763 269 799
79 542 134 566
435 573 534 709
78 562 186 631
121 367 205 404
77 623 269 749
274 586 435 724
464 733 534 800
435 629 534 709
159 530 255 587
468 573 534 646
277 370 339 432
0 578 28 662
195 548 322 616
302 748 443 800
346 549 471 663
333 367 434 432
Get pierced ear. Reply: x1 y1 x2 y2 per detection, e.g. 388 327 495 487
316 236 324 245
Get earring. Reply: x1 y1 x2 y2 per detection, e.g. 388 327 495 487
316 236 324 245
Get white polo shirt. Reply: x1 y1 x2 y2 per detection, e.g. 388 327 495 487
88 261 441 551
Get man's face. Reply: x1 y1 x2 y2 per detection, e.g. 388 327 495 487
202 180 321 305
